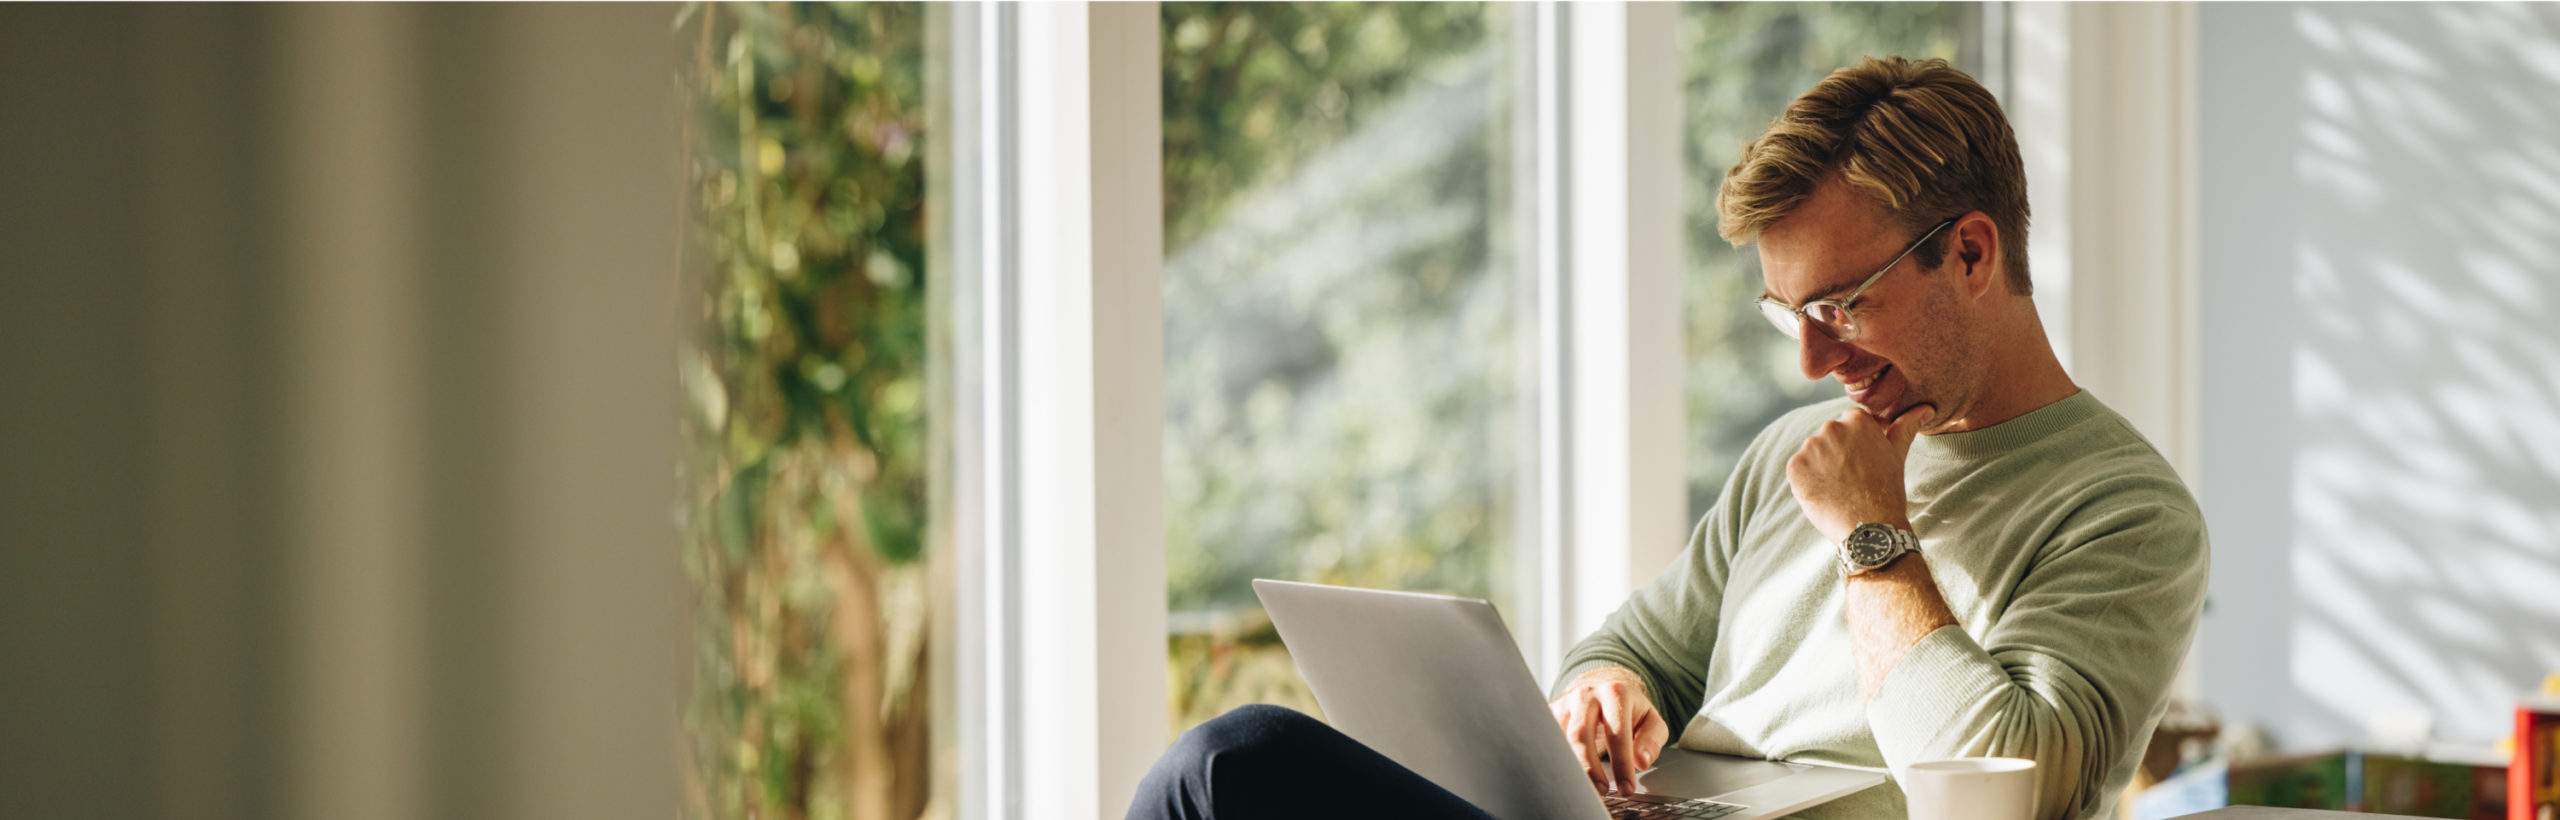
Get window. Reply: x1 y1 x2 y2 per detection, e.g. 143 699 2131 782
1680 4 1979 519
1160 3 1531 734
673 5 2010 815
677 5 945 819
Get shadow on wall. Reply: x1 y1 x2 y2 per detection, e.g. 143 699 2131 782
2210 2 2560 750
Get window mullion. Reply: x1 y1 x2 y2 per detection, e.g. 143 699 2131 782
1535 0 1687 685
996 3 1166 819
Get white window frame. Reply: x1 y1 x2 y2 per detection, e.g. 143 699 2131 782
948 4 1166 820
1526 0 1688 686
2006 3 2200 480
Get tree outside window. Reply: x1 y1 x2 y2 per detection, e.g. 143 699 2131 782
678 5 938 819
1161 2 1528 735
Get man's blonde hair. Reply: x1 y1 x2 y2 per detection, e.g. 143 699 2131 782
1716 56 2032 295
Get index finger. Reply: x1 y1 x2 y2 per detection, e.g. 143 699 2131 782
1886 402 1937 447
1574 698 1611 793
1841 407 1891 434
1605 705 1638 793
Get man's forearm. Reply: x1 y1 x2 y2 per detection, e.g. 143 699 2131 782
1844 548 1958 701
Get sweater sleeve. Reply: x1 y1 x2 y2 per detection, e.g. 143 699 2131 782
1863 482 2210 820
1550 414 1787 739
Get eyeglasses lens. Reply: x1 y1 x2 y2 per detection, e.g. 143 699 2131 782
1758 300 1801 338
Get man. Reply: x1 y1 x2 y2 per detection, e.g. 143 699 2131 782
1128 56 2207 820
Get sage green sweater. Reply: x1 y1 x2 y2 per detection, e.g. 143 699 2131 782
1557 391 2208 820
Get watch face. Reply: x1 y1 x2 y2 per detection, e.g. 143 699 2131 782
1845 525 1897 567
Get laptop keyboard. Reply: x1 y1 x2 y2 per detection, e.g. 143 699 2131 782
1600 792 1745 819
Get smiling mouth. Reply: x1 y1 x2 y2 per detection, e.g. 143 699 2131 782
1843 364 1892 393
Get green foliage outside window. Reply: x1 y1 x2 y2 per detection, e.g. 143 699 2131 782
1161 2 1523 733
677 4 934 819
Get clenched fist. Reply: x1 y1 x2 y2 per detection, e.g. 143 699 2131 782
1548 665 1670 796
1786 404 1935 544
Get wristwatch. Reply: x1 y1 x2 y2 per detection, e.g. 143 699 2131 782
1837 522 1919 577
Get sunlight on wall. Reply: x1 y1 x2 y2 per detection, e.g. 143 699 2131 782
2204 2 2560 751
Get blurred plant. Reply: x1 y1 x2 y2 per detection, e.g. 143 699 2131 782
676 4 932 819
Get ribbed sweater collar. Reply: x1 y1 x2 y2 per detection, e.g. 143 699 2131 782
1910 388 2099 462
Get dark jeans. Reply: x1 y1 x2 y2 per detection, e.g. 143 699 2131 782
1126 704 1496 820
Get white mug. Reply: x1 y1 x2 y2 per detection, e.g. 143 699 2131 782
1901 756 2039 820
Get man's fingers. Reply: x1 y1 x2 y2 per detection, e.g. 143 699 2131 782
1569 731 1605 793
1608 711 1638 793
1886 403 1938 447
1844 407 1895 435
1594 684 1628 734
1636 710 1669 769
1594 688 1646 793
1576 699 1611 792
1562 711 1600 791
1630 711 1655 770
1556 692 1610 792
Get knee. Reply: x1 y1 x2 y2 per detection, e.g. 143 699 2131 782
1171 704 1321 768
1132 705 1320 817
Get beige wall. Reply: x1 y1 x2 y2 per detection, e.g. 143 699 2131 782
0 5 685 817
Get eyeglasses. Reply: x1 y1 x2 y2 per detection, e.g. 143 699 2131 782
1755 218 1956 342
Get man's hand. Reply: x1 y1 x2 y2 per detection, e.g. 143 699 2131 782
1548 665 1670 796
1786 404 1935 543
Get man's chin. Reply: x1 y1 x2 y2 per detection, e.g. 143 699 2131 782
1853 396 1931 426
1849 393 1905 420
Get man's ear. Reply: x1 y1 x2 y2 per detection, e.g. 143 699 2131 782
1955 214 1998 300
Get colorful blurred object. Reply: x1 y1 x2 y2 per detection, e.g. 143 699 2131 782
2513 693 2560 820
2210 750 2505 818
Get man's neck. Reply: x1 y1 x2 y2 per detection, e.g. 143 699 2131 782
1937 310 2078 434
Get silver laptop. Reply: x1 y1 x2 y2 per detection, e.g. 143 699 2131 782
1253 579 1885 820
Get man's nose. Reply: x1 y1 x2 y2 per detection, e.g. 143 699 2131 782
1797 321 1853 381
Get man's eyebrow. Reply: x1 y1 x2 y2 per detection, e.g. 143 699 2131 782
1760 275 1862 307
